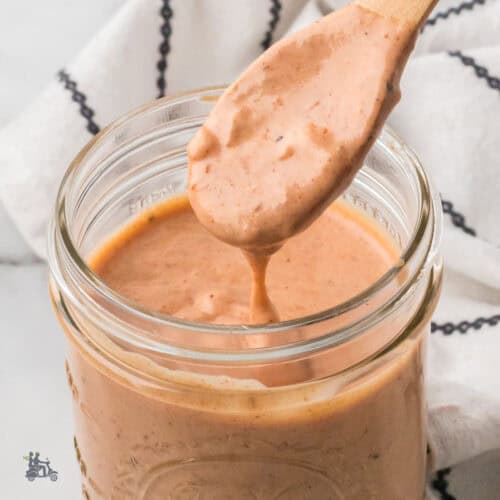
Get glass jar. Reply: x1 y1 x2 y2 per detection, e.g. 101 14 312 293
48 87 442 500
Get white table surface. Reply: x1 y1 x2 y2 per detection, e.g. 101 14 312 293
1 2 500 499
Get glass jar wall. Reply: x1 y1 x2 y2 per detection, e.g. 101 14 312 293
48 88 442 499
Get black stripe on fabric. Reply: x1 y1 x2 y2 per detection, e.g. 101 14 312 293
441 200 477 237
261 0 282 51
432 468 456 500
422 0 487 32
57 70 100 135
431 315 500 335
448 50 500 92
157 0 173 98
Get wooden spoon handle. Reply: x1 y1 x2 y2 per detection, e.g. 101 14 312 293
355 0 439 29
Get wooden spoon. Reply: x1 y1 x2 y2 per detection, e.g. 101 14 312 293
188 0 438 253
356 0 438 29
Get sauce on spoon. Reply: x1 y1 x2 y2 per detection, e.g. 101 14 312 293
188 3 427 323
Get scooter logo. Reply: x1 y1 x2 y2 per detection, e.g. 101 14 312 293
23 451 58 482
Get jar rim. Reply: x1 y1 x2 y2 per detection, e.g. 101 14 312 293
48 86 442 360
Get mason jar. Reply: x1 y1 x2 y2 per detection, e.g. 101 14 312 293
47 87 442 500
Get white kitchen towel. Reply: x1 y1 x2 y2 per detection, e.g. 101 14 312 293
0 0 499 498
